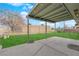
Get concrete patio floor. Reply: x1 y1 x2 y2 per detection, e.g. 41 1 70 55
0 37 79 56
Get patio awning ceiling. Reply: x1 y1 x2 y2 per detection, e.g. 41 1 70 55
28 3 74 22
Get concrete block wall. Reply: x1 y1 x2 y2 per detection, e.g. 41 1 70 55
0 25 54 35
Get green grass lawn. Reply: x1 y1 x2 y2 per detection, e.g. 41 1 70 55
0 32 79 48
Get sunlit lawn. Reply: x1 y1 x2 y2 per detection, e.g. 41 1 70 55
0 32 79 48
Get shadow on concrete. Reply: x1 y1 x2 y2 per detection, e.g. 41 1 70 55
68 44 79 51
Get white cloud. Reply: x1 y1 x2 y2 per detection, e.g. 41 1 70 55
39 22 54 28
25 4 33 9
9 3 24 6
20 11 28 19
28 5 33 9
22 5 33 11
25 4 31 6
20 11 29 24
65 20 76 27
23 6 26 10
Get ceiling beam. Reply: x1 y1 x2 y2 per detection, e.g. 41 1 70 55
49 13 70 20
63 3 73 18
49 15 72 22
35 4 63 17
29 15 55 23
41 5 65 18
33 4 51 16
35 4 53 17
46 11 68 19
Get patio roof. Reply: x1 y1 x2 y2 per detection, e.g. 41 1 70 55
28 3 74 22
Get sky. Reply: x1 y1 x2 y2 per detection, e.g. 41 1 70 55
0 3 76 28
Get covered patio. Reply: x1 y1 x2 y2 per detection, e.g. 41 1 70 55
27 3 79 39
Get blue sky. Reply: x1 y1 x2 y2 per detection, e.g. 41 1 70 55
0 3 35 13
0 3 76 28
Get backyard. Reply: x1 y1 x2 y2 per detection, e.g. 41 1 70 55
0 32 79 48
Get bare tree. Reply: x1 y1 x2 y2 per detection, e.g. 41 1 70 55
0 9 25 32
